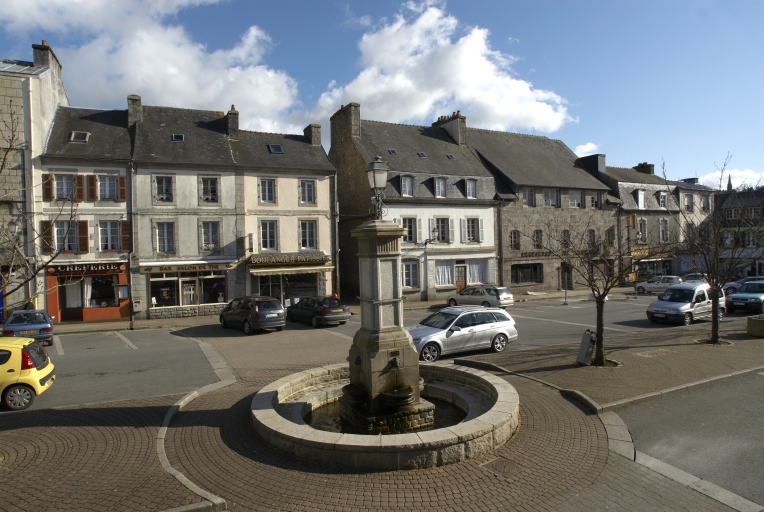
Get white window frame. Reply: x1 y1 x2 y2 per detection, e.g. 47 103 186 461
587 229 596 247
402 260 419 288
636 190 645 210
201 221 220 250
99 176 117 200
658 192 667 208
435 178 446 198
701 195 710 212
435 217 450 243
157 222 175 253
723 232 734 248
659 219 668 242
524 188 536 207
684 193 694 212
726 208 737 220
466 218 479 242
261 220 277 251
402 218 416 243
99 221 120 251
510 230 520 250
55 221 76 251
401 176 413 197
568 190 582 208
201 177 219 203
156 176 174 202
300 180 316 204
637 218 647 244
533 229 543 249
300 220 317 250
746 231 757 248
55 175 74 200
465 179 477 199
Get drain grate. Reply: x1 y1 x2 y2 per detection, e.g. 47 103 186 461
483 457 523 477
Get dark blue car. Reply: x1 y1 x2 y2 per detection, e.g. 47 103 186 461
2 310 54 345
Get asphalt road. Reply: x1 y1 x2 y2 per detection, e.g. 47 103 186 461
618 371 764 506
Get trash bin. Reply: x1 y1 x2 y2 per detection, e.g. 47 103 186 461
576 329 596 366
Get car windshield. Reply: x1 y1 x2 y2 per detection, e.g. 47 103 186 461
659 289 695 303
7 313 47 325
420 312 458 329
320 298 342 307
738 283 764 294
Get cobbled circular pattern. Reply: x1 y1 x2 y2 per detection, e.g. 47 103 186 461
165 370 731 511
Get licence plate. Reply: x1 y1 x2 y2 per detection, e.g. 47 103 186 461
20 330 36 334
266 313 277 318
333 309 343 313
734 302 745 306
653 314 665 317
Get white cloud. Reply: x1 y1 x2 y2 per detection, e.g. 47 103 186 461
698 168 764 190
574 142 599 157
341 5 373 29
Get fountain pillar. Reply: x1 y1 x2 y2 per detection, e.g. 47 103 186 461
340 219 435 434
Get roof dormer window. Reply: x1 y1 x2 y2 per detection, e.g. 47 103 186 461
268 144 284 154
446 154 455 160
388 149 398 155
171 134 184 142
69 131 89 143
417 151 427 158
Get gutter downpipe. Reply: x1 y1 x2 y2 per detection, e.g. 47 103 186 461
128 159 135 329
333 175 341 298
498 199 505 286
23 77 37 306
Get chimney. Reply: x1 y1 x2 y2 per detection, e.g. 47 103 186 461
303 124 321 146
634 162 655 175
32 40 62 73
127 95 142 127
226 105 239 139
431 110 467 145
576 154 606 177
681 177 699 184
330 102 361 139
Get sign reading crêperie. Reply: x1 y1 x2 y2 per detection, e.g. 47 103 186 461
140 262 238 274
250 252 331 266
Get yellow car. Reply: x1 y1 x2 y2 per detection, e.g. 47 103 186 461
0 337 55 410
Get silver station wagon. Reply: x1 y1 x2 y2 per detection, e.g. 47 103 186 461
405 306 518 362
446 285 514 308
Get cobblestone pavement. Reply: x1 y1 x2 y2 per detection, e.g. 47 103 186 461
165 372 732 511
0 395 201 512
467 318 764 404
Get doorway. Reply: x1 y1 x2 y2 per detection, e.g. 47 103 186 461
180 280 197 306
455 265 467 293
59 279 83 321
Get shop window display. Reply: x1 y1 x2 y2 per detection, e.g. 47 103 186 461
149 271 226 307
87 276 119 307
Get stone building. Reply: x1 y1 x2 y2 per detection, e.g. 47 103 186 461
330 105 500 302
0 41 69 319
671 178 713 275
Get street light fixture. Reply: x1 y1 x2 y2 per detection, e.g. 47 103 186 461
366 156 389 219
7 220 19 235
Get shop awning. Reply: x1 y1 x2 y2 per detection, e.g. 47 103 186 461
249 266 334 276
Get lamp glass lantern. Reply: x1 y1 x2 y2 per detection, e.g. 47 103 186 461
7 220 19 235
366 156 389 192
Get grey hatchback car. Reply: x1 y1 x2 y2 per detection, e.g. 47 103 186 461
220 296 285 334
405 306 518 362
2 310 54 346
447 285 514 308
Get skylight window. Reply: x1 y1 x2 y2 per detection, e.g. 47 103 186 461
69 131 89 143
417 151 427 158
171 134 184 142
388 149 398 155
268 144 284 154
446 154 455 160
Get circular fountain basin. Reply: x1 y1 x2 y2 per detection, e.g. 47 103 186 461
250 362 520 471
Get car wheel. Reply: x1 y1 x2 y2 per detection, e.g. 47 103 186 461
220 316 227 328
275 326 284 331
648 317 659 323
718 309 725 322
311 316 319 328
481 301 491 307
683 313 693 326
637 286 645 293
286 311 293 322
491 333 508 353
728 306 735 314
3 385 35 411
448 299 457 307
420 343 440 362
243 320 253 335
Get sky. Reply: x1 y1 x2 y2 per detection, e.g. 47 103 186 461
1 0 761 188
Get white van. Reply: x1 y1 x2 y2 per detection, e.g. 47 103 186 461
646 283 725 325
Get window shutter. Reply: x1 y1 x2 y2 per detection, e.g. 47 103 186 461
416 218 422 243
87 175 97 201
448 218 455 244
393 218 400 225
258 221 262 252
43 174 54 202
298 220 303 248
479 219 484 242
460 219 466 243
74 175 84 202
117 176 127 202
77 220 89 253
40 220 54 254
120 220 131 253
151 223 157 252
257 180 261 202
198 222 203 252
429 218 434 241
273 180 278 202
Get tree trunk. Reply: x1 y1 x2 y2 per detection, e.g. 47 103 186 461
592 295 606 366
709 287 720 344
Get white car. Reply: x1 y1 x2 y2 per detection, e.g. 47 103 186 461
681 273 707 284
635 276 683 294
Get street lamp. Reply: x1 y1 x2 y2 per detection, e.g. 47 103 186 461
7 220 18 235
366 156 389 219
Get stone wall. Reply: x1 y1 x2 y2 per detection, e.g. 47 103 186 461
147 303 223 319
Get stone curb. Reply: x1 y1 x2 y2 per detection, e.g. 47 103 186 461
454 359 764 512
158 333 236 512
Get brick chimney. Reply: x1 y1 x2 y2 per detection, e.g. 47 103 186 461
330 103 361 139
303 124 321 146
576 154 606 177
681 177 699 184
127 95 142 127
432 110 467 145
634 162 655 175
226 105 239 139
32 40 62 73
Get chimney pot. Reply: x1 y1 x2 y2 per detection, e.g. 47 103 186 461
42 40 49 46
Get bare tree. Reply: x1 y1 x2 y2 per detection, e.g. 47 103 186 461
1 100 77 312
665 155 764 344
508 210 671 366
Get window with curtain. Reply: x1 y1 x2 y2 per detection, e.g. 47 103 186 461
55 221 76 250
157 222 175 252
435 261 454 285
300 220 316 249
99 176 117 199
99 221 120 251
467 260 485 284
402 260 418 287
202 222 220 250
510 230 520 250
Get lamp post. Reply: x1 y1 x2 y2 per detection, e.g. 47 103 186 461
366 156 389 219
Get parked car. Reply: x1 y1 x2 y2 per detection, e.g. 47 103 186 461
405 306 518 362
446 285 514 308
681 273 707 284
725 281 764 314
646 283 725 325
722 276 762 295
2 310 54 346
286 296 351 327
635 275 683 294
219 296 285 334
0 337 55 410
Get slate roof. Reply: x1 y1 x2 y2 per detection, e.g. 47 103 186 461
466 129 610 191
0 59 48 76
354 121 491 177
231 130 335 171
604 166 669 185
671 180 713 192
44 107 132 161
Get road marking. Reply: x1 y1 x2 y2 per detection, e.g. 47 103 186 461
115 331 139 350
509 313 632 332
52 335 64 355
759 372 764 377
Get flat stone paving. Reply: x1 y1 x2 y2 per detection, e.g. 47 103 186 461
165 370 732 511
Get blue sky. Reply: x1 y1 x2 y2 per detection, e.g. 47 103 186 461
1 0 761 186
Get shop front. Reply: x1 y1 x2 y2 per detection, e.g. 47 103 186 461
139 260 237 318
45 262 130 323
248 252 334 307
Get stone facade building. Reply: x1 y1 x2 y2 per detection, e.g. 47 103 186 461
0 41 69 319
330 105 500 302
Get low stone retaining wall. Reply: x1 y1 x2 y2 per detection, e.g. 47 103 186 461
147 304 223 319
747 314 764 337
251 362 520 471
